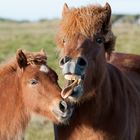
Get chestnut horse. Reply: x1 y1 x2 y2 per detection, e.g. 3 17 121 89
0 49 73 140
55 3 140 140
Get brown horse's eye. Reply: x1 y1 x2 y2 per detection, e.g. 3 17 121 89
30 79 38 85
63 38 66 44
63 37 68 45
96 37 105 44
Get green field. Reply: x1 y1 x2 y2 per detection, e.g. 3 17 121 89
0 20 140 140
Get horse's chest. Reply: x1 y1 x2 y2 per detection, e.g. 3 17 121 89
70 125 108 140
55 124 109 140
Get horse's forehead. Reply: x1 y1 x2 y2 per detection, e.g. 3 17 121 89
61 9 106 38
39 65 49 73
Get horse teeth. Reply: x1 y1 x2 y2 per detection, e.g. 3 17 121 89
64 74 81 80
64 75 71 80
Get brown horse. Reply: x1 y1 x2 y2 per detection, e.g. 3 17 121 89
54 3 140 140
0 49 73 140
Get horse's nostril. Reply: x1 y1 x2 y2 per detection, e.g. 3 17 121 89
77 57 87 67
59 101 67 112
59 56 71 66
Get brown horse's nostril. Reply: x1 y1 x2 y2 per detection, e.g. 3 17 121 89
59 56 71 67
59 101 67 112
77 57 87 67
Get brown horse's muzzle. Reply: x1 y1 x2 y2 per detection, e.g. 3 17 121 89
52 100 74 123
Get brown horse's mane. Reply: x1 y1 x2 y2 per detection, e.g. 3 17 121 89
0 51 47 77
57 3 116 57
61 4 106 37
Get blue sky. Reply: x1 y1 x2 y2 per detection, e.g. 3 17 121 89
0 0 139 20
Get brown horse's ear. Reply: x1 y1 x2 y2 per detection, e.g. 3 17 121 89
62 3 69 17
16 49 27 69
103 3 111 32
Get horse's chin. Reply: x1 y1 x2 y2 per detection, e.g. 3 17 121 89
61 74 84 103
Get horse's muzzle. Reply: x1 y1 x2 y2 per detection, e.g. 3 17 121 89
52 100 74 124
59 56 87 76
59 56 86 102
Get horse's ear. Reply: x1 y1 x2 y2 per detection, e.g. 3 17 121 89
62 3 69 17
103 3 111 32
40 48 47 56
16 49 27 69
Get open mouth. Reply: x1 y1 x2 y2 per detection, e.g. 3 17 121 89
61 74 84 100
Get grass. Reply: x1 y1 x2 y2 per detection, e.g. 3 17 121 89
113 23 140 54
25 115 54 140
0 20 64 84
0 20 139 140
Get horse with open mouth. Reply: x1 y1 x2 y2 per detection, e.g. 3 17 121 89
55 3 140 140
0 49 73 140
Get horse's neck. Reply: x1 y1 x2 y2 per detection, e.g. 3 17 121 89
95 63 132 118
0 69 30 140
94 63 140 138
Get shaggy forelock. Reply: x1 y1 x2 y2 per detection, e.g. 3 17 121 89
60 4 109 37
57 4 116 56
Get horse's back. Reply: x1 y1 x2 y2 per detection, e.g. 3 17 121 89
110 52 140 75
110 52 140 95
110 52 140 91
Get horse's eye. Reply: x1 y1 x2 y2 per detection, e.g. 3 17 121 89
30 79 38 85
96 37 105 44
63 38 66 44
63 38 65 43
63 37 68 45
